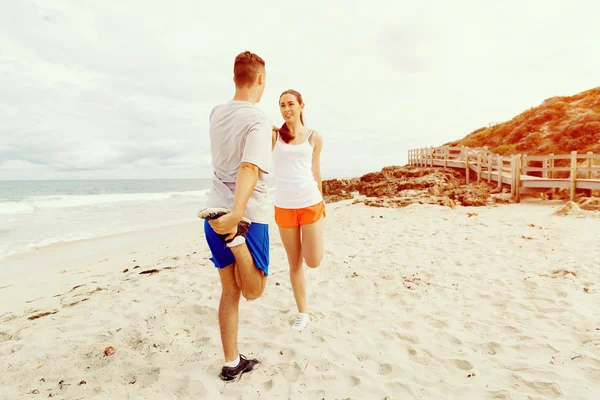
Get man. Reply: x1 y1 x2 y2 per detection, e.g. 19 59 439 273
198 50 272 381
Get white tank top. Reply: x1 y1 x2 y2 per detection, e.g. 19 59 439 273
272 129 323 209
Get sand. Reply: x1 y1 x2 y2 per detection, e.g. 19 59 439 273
0 200 599 399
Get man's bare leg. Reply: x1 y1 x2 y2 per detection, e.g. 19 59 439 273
218 264 241 362
229 243 266 300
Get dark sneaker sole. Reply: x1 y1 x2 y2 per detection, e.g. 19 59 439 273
197 207 251 225
198 207 251 244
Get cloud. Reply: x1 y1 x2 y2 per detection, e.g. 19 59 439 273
1 0 600 180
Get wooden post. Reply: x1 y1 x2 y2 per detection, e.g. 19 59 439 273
549 153 556 196
587 151 594 197
429 147 434 167
498 155 503 190
476 152 482 183
510 156 515 196
570 150 577 201
443 147 448 169
463 146 470 184
488 154 492 183
515 154 522 203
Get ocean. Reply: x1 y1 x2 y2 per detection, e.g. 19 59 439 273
0 179 219 260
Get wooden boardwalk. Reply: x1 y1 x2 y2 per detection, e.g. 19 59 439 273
408 146 600 202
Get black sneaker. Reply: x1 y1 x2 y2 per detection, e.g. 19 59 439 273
219 354 260 381
197 207 251 246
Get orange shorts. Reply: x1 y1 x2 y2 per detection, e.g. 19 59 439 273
274 201 326 228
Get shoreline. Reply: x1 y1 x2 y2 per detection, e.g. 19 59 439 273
0 196 566 271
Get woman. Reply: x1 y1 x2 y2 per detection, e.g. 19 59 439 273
271 89 325 331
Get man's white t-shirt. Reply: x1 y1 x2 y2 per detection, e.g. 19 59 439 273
206 100 272 224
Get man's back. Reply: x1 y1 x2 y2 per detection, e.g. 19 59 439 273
207 100 272 223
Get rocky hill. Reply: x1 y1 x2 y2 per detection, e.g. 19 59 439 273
323 87 600 208
445 87 600 156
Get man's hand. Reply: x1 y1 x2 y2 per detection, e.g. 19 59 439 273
208 212 241 241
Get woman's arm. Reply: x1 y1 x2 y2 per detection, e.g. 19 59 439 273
311 131 323 194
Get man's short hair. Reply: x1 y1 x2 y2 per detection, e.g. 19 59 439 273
234 51 265 88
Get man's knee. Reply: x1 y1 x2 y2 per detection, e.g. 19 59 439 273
242 286 264 301
221 284 241 301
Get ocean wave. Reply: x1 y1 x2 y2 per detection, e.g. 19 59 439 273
0 201 37 215
0 189 210 215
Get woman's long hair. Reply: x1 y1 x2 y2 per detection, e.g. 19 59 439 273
278 89 304 143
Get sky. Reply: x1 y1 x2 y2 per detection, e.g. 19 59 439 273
1 0 599 180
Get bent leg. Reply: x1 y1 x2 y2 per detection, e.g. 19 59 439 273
205 220 268 301
218 264 241 362
301 218 324 268
229 244 266 300
279 226 306 313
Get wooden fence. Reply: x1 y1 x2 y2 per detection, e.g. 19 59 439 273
408 146 600 202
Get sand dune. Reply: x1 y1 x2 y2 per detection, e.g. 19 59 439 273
0 200 599 399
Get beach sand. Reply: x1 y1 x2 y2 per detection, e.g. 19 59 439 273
0 200 599 399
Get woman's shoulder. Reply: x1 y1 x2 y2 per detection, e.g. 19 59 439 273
307 128 322 144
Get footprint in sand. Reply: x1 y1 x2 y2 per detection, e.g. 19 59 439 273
379 363 393 375
449 359 474 370
271 362 303 381
261 379 274 391
0 331 13 342
0 313 18 324
432 319 449 329
346 375 361 387
436 332 463 345
511 374 563 398
189 305 216 316
485 341 503 355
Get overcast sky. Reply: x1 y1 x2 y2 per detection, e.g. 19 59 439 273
1 0 599 180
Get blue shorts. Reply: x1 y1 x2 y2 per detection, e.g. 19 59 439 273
203 220 270 276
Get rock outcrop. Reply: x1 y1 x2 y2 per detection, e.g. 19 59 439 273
323 166 511 208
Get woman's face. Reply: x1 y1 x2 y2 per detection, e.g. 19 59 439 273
279 93 303 124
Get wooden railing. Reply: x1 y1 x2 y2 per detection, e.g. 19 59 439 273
408 146 600 202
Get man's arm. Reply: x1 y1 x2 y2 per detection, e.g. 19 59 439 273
311 131 323 194
231 162 259 221
234 114 272 219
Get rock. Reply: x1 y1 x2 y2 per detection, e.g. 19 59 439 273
553 201 585 216
323 165 497 208
322 178 360 203
578 197 600 211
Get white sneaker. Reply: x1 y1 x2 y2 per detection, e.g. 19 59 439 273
226 235 246 248
292 313 310 330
